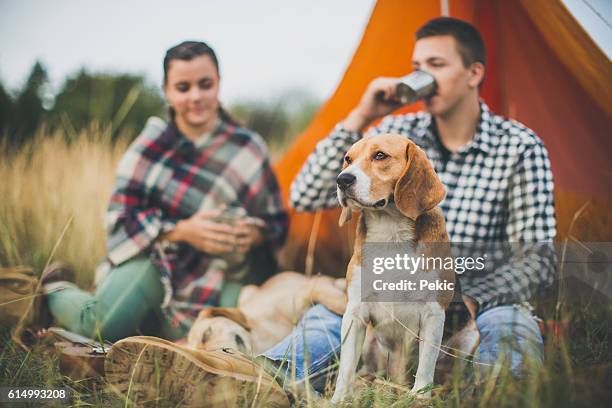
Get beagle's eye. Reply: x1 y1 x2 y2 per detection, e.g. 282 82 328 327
344 155 352 165
373 151 388 161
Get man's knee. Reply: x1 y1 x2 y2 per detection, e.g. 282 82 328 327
475 304 544 373
301 304 343 332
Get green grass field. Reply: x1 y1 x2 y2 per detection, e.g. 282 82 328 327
1 132 610 407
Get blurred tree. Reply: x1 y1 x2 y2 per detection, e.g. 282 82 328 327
1 63 319 153
10 61 48 145
231 101 289 142
49 70 166 141
0 80 12 140
229 87 320 150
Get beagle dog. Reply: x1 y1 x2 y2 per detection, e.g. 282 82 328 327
187 271 347 355
331 133 455 402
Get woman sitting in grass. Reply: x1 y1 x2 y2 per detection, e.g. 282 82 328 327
40 41 288 341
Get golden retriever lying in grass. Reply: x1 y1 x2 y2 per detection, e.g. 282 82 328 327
187 271 347 355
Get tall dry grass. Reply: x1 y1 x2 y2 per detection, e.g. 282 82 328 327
0 128 128 286
0 123 292 284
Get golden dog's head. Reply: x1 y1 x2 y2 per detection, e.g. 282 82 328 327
186 307 252 354
336 133 445 225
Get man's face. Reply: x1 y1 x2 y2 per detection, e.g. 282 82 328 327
412 35 479 117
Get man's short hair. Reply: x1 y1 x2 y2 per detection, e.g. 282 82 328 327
416 17 486 67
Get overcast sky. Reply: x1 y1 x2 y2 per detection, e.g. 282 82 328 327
0 0 375 103
0 0 609 104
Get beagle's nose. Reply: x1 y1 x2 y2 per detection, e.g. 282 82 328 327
337 173 356 191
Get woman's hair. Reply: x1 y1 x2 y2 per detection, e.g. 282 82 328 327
163 40 239 126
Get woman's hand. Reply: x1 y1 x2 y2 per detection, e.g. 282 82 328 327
161 209 265 255
162 209 237 255
233 219 264 254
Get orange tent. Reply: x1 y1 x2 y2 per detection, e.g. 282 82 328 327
274 0 612 275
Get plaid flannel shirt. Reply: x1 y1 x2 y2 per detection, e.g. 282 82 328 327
104 117 288 331
290 102 557 311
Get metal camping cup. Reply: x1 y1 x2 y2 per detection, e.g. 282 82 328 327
213 206 247 226
212 206 249 271
395 70 437 105
213 206 266 232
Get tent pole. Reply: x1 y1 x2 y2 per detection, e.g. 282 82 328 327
441 0 450 16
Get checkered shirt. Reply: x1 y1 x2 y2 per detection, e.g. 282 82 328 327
104 117 288 332
290 102 557 311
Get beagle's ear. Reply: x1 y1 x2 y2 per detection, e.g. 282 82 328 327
394 142 446 220
197 307 251 331
338 207 353 227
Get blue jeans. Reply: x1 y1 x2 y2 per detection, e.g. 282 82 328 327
260 304 342 391
259 303 543 392
473 304 544 376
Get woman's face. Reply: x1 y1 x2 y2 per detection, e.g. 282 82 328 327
164 54 220 134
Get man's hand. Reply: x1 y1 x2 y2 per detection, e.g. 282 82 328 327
462 295 479 320
343 77 404 132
